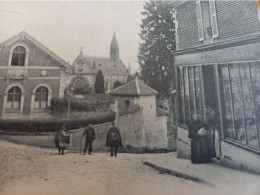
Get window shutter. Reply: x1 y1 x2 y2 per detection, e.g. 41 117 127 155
209 0 219 38
196 0 204 41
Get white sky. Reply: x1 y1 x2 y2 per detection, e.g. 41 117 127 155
0 0 145 73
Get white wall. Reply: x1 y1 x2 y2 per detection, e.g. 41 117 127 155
144 116 168 149
177 126 191 159
221 141 260 173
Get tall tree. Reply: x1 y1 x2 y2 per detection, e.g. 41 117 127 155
94 69 105 93
138 1 175 96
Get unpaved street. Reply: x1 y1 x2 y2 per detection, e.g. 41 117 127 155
0 140 219 195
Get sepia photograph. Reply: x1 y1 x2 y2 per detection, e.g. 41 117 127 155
0 0 260 194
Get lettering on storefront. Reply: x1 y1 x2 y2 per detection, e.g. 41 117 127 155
175 43 260 65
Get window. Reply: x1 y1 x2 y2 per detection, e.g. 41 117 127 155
178 66 204 125
34 87 48 109
219 62 260 149
196 0 218 41
6 87 21 110
124 100 130 108
11 46 26 66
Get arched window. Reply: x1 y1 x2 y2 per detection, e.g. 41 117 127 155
34 87 48 109
11 46 26 66
6 87 21 110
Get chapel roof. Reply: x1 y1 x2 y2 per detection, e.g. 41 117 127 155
72 50 129 76
109 78 158 96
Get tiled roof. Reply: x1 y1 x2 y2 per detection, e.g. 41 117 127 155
0 31 70 69
72 50 129 76
109 79 158 96
88 57 129 75
156 107 169 117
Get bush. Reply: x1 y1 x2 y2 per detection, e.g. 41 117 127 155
0 112 115 132
50 94 114 115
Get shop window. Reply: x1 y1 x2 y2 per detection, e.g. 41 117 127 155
178 66 204 126
219 63 260 149
11 46 26 66
6 87 21 110
34 87 48 109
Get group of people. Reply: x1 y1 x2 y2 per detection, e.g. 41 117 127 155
54 122 122 157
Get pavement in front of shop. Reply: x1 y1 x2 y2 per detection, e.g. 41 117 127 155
143 152 260 194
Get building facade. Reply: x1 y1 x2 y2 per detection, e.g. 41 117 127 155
0 32 130 118
0 31 68 118
173 0 260 172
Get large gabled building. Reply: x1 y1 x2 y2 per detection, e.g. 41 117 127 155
0 31 69 118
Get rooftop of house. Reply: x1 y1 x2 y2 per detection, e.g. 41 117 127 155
109 78 158 96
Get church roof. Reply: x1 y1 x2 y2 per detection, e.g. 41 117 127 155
0 31 70 69
88 57 129 75
72 50 129 76
109 79 158 96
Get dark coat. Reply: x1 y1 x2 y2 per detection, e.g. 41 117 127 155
188 120 209 164
188 120 205 139
106 126 122 147
54 127 70 147
83 126 96 142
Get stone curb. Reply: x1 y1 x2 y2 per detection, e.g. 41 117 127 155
143 161 216 187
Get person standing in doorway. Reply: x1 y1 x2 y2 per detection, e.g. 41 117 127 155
82 124 96 155
106 122 122 157
188 114 209 163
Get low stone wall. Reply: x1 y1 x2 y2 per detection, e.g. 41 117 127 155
70 122 112 151
0 122 113 151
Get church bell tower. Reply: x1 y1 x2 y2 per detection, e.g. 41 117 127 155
110 32 119 61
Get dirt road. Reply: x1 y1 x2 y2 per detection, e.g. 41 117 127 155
0 140 218 195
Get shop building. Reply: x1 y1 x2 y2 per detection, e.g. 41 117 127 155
173 0 260 172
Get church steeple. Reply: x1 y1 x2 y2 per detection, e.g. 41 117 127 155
110 32 119 61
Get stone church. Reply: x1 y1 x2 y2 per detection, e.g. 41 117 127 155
0 31 129 118
68 32 129 93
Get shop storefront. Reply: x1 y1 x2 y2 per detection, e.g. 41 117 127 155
175 34 260 172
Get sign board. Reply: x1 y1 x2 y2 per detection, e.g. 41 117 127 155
175 42 260 66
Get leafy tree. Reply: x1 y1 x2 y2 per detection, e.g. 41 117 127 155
127 71 141 83
94 69 105 93
113 81 122 89
138 0 176 96
127 75 135 83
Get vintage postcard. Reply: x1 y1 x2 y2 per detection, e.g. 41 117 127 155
0 0 260 195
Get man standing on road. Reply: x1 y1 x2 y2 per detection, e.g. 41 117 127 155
106 122 122 157
82 124 96 155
